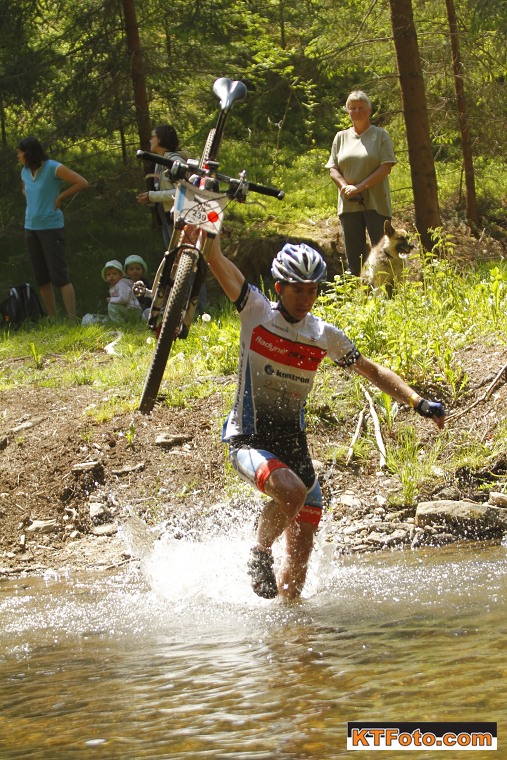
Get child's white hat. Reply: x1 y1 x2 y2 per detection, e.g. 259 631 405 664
124 254 148 275
101 259 125 281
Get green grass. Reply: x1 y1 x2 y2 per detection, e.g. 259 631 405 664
3 139 506 512
3 253 507 407
315 252 507 396
307 251 507 505
384 424 446 508
0 312 240 423
311 254 507 503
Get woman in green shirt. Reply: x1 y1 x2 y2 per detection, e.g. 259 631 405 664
326 90 397 276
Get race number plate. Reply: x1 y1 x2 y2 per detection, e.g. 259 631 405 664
173 180 227 234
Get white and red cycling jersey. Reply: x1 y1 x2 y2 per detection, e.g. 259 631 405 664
222 284 360 442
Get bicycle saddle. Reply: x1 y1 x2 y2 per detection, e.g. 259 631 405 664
213 78 247 112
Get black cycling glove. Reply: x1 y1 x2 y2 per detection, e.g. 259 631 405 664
415 398 445 419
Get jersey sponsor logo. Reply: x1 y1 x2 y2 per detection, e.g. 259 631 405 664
251 325 326 370
264 364 310 384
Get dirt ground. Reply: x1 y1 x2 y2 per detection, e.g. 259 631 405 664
0 383 231 576
2 221 507 578
2 333 507 580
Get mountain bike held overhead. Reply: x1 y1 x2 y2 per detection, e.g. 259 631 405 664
135 77 284 415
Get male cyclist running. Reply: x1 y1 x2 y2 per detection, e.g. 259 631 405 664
208 236 445 600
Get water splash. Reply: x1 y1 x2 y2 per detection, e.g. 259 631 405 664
122 504 265 607
119 507 507 627
120 505 337 610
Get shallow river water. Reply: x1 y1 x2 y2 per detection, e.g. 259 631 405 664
1 520 506 759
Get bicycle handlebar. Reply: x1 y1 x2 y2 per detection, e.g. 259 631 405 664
136 150 284 201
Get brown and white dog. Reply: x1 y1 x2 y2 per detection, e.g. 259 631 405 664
361 219 414 296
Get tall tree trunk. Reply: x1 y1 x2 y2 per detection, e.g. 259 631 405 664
445 0 479 231
111 74 128 165
0 98 6 148
121 0 151 152
279 0 286 49
388 0 441 251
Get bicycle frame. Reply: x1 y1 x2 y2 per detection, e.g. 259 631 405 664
145 185 224 337
136 78 283 414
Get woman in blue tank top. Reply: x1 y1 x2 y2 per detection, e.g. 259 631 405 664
17 136 89 320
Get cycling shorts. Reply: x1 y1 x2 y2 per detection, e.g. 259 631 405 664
228 432 323 528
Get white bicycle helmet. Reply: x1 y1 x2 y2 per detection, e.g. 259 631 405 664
271 243 327 283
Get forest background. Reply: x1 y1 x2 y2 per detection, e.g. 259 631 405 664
0 0 506 317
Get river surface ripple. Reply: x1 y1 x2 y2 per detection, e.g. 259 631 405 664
1 526 505 759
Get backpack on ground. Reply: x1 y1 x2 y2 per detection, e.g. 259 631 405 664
0 283 45 328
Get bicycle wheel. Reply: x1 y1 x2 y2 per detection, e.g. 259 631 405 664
139 246 198 414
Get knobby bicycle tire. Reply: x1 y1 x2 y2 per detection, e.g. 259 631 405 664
139 247 198 414
200 128 216 167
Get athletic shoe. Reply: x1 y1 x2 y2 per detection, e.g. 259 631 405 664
247 547 278 599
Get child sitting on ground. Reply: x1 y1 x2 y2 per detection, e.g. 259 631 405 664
102 259 142 323
124 255 152 320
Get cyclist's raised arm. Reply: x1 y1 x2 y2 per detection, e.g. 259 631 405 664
208 235 245 303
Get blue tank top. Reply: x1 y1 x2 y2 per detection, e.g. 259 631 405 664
22 159 64 230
